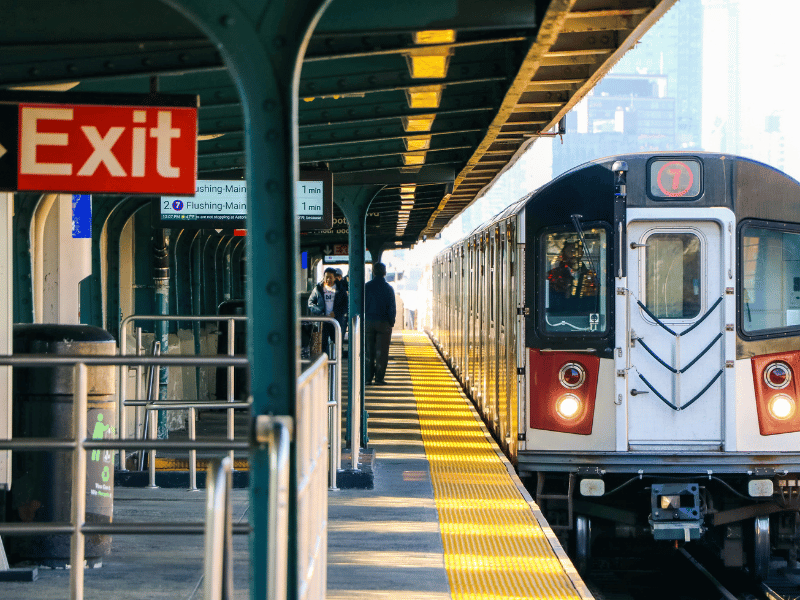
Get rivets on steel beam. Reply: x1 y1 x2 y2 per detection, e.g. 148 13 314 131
265 230 279 243
142 58 152 67
67 64 78 73
265 129 278 141
179 54 189 63
105 62 115 69
268 332 281 345
273 36 286 49
266 282 280 295
267 384 280 397
29 67 40 76
266 180 278 192
263 100 276 111
220 15 235 27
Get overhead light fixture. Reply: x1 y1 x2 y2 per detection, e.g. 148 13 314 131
406 86 443 109
400 185 416 195
402 115 436 132
11 82 80 92
402 151 427 166
197 133 225 141
413 30 456 45
400 166 422 173
404 135 431 151
401 199 414 207
406 50 452 79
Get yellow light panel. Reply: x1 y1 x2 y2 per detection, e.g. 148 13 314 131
403 135 432 151
406 86 442 109
400 185 416 194
407 54 450 79
402 115 436 132
402 152 427 166
413 30 456 45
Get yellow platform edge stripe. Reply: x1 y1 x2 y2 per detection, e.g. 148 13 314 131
403 331 594 600
153 457 249 471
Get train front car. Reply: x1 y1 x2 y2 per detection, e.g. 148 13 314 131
431 152 800 579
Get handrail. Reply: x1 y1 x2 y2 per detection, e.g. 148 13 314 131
118 314 248 478
204 456 233 600
254 415 293 600
350 315 361 470
301 316 342 490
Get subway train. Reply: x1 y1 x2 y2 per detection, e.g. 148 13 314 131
429 152 800 576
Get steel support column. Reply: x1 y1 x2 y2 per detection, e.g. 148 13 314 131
335 184 384 448
162 1 331 598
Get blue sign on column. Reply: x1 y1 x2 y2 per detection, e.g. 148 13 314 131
72 194 91 238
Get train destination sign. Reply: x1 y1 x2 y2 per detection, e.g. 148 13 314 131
649 158 702 199
0 92 198 195
156 170 333 230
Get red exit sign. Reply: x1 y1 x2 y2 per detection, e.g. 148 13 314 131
14 102 197 195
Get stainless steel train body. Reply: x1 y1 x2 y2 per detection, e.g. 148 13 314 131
430 153 800 574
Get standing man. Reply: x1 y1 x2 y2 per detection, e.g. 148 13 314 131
334 268 349 341
308 267 348 356
365 262 396 385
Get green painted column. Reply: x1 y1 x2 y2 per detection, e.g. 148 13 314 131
162 1 330 598
335 185 384 448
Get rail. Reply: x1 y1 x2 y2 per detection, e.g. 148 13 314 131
119 314 249 473
292 353 328 600
0 354 306 600
300 316 342 490
205 456 234 600
350 315 361 470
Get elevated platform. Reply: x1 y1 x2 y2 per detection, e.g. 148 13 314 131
1 332 591 599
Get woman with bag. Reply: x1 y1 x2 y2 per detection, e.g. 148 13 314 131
307 267 348 357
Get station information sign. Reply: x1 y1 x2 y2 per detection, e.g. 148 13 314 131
0 91 198 195
156 170 333 230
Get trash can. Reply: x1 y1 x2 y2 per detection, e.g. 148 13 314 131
9 324 116 567
215 300 248 400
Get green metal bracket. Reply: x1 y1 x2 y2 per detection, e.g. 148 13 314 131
13 194 40 324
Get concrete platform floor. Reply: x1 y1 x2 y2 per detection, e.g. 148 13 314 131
0 334 451 599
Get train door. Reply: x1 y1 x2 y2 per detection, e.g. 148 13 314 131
625 211 732 448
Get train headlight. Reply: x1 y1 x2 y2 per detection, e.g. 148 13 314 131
768 394 795 420
559 363 586 389
556 394 582 419
764 362 792 389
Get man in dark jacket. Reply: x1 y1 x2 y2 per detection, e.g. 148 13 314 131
364 262 396 385
307 267 348 356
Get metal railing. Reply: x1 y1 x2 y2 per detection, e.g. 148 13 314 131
205 456 234 600
119 314 248 476
301 316 342 490
350 315 361 470
293 353 328 600
0 355 250 600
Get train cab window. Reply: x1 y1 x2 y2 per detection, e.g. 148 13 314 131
741 223 800 335
644 233 701 319
542 227 607 334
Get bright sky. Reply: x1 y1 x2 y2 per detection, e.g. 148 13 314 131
394 0 800 286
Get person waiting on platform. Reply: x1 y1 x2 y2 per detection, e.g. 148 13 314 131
365 262 396 385
308 267 348 357
546 239 597 314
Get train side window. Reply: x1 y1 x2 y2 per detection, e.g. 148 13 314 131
542 226 607 334
741 223 800 335
644 233 701 319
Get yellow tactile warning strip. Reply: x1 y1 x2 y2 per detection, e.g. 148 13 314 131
154 457 249 471
402 331 587 600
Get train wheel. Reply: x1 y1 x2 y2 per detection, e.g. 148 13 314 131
753 515 771 580
574 515 591 576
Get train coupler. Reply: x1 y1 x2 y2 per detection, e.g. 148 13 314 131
649 482 704 542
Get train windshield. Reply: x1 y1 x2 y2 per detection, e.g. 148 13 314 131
741 223 800 334
542 226 607 334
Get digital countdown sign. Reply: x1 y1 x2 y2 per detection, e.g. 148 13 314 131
648 158 702 199
155 170 333 230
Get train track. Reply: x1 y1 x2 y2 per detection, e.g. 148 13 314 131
583 538 800 600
